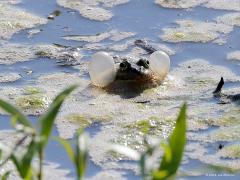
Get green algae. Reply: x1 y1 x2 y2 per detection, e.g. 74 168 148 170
16 94 48 110
67 113 112 129
161 20 232 44
209 126 240 142
35 50 48 57
67 114 92 129
174 32 185 39
24 87 42 95
124 116 164 134
218 144 240 159
113 116 175 151
0 4 47 40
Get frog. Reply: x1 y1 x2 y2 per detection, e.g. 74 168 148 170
89 39 171 92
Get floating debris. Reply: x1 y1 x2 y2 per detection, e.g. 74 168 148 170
48 10 62 20
27 29 43 38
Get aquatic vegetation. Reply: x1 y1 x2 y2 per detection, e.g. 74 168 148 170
216 13 240 27
57 0 129 21
16 94 49 111
227 51 240 61
217 144 240 159
35 50 49 57
66 113 112 129
0 73 21 83
0 87 187 180
204 0 240 11
112 104 187 180
63 30 135 43
155 0 240 11
155 0 206 9
0 86 78 179
0 43 34 64
161 20 232 43
0 4 47 39
1 0 240 178
23 87 42 95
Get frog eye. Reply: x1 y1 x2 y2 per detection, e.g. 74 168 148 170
149 51 170 80
89 52 117 87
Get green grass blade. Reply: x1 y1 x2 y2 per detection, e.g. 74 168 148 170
1 171 10 180
75 130 88 180
153 103 187 180
0 99 32 128
10 154 23 177
55 137 74 162
21 140 37 177
39 85 78 147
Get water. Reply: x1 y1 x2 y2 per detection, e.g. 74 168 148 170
1 0 240 179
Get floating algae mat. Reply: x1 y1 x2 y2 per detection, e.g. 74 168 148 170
0 0 240 179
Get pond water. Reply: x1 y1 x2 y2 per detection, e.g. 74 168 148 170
0 0 240 179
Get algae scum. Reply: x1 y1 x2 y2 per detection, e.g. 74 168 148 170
0 0 240 179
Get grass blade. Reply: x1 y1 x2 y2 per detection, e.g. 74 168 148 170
75 130 88 180
153 103 187 180
55 137 74 162
0 99 32 128
1 171 10 180
21 140 38 177
39 85 78 147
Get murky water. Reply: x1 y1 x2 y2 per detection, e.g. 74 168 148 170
1 0 240 179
